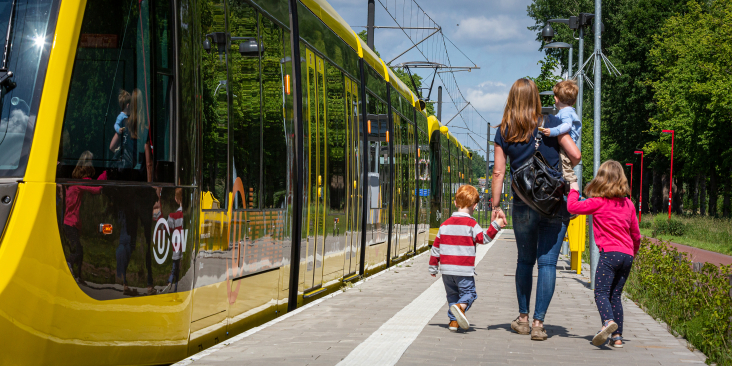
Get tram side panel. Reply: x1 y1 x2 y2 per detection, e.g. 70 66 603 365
296 2 365 301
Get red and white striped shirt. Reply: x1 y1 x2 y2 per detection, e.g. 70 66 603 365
428 212 499 276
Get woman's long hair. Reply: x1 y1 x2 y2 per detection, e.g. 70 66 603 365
128 88 145 139
500 78 542 143
585 160 631 198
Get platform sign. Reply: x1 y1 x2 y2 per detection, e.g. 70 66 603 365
416 188 430 197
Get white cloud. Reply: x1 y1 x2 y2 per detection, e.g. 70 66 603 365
465 81 509 113
453 15 525 43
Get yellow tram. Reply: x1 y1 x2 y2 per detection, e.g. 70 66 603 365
0 0 472 364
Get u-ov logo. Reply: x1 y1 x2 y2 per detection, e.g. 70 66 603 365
153 217 189 264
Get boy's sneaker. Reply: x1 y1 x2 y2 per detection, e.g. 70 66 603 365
450 304 470 330
448 321 458 332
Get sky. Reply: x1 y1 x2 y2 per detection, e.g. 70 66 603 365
328 0 546 162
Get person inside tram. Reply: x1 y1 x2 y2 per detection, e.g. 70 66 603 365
63 151 107 285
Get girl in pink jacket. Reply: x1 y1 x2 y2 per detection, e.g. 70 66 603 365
567 160 640 348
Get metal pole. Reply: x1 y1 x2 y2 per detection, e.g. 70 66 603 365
589 0 602 290
639 152 644 222
367 0 375 49
574 29 584 190
437 86 442 121
486 121 490 225
568 45 573 80
668 131 674 219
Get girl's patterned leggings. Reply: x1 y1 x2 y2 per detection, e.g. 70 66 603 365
594 251 634 335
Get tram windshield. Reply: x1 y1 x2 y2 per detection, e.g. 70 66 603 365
0 0 55 177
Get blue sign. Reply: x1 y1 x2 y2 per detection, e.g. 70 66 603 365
417 188 430 197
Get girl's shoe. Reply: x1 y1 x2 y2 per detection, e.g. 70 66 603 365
592 320 618 346
450 304 470 330
609 335 624 348
511 317 530 334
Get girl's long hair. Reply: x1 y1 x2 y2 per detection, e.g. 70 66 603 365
585 160 631 198
128 88 145 139
500 78 543 143
72 150 95 179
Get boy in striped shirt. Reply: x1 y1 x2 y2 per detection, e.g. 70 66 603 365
429 185 504 331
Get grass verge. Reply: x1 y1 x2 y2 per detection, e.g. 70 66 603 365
640 214 732 255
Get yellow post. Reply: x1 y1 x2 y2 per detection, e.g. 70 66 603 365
567 215 586 274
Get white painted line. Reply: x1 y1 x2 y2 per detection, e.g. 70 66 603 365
336 231 503 366
172 249 432 365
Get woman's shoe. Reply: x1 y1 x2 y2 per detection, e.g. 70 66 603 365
511 317 530 335
592 320 618 346
531 325 547 341
609 335 624 348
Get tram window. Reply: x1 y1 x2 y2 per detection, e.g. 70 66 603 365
0 0 55 177
229 2 260 210
261 16 289 209
325 62 346 212
58 0 175 184
202 0 228 208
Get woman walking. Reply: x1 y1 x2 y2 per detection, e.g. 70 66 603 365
491 78 581 340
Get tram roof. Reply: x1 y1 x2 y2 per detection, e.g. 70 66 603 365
387 67 417 106
427 116 471 159
300 0 361 55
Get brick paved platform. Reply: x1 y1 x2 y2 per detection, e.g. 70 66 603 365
176 230 707 366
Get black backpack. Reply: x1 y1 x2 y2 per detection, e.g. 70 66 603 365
510 117 566 217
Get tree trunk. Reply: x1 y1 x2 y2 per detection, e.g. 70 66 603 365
651 169 662 214
673 175 683 215
709 167 718 217
642 167 651 214
693 174 699 215
700 174 707 216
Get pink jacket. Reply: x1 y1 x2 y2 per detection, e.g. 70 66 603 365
567 189 641 256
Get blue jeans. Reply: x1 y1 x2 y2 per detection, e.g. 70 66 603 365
512 198 568 322
443 275 477 321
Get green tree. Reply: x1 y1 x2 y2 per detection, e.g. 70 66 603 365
467 148 487 181
647 0 732 217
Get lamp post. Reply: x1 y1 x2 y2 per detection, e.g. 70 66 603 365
625 163 633 202
634 150 644 223
661 130 675 219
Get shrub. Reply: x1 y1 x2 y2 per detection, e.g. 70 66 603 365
652 214 686 236
639 214 653 230
625 238 732 365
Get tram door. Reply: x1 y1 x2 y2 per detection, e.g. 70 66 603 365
304 50 327 292
343 78 360 277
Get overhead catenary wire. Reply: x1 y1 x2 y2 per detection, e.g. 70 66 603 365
375 0 495 160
